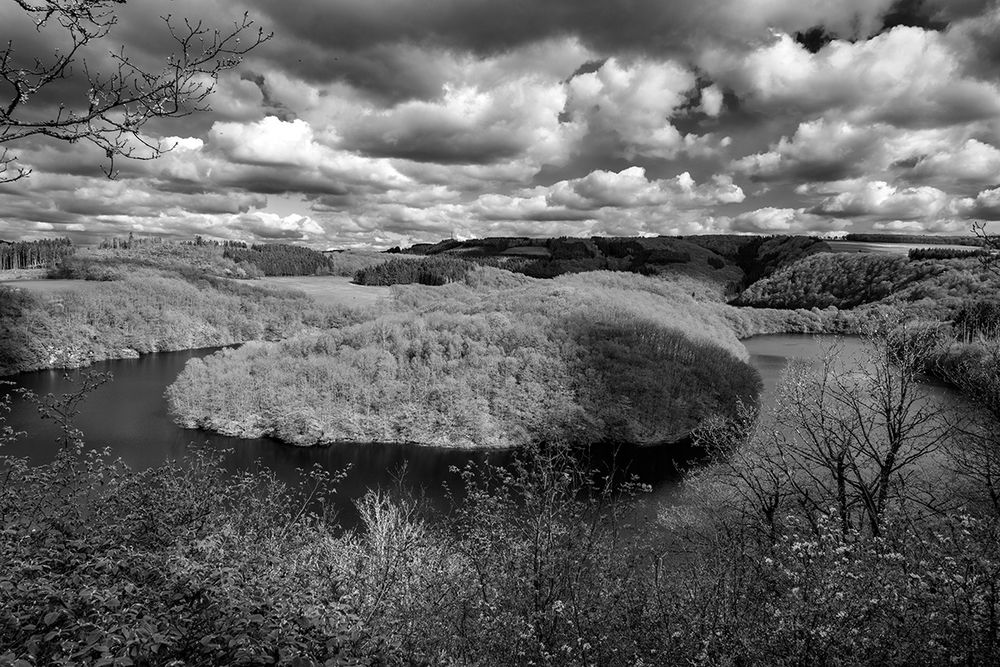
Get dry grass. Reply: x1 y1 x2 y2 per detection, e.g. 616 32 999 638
826 241 977 255
256 276 391 308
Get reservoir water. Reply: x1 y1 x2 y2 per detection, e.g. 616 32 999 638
0 334 941 524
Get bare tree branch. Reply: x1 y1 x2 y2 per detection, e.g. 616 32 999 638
0 0 271 181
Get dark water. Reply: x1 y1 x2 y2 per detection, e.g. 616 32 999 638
3 335 951 525
0 347 698 524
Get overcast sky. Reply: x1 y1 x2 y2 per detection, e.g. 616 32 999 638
3 0 1000 247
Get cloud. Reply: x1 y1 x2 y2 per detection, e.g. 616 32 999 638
958 187 1000 220
732 119 995 191
545 167 744 209
733 120 887 182
702 27 1000 127
242 0 898 69
907 139 1000 190
5 0 1000 244
343 78 575 165
810 181 954 219
564 57 725 160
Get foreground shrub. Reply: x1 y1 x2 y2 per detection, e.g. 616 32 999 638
0 440 381 665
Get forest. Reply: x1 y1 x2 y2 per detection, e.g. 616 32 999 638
6 233 1000 664
733 252 999 318
0 238 74 270
0 243 374 375
167 270 759 448
223 243 336 276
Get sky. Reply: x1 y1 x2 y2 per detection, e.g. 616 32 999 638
3 0 1000 248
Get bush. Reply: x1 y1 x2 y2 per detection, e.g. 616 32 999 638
0 436 382 664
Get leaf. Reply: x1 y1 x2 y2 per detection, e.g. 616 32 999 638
43 611 61 626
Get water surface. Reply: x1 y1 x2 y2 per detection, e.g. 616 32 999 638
2 334 951 524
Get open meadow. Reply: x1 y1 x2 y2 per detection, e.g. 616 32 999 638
256 275 390 308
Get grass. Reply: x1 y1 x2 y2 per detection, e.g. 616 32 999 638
0 279 104 295
256 276 391 309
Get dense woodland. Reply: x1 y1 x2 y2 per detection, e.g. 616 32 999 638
223 243 335 276
168 269 759 448
354 255 476 286
0 238 74 270
733 252 1000 317
6 233 1000 663
0 244 374 375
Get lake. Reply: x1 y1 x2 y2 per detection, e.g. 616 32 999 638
0 334 949 525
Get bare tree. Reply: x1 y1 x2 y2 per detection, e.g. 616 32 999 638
1 0 270 181
695 322 955 539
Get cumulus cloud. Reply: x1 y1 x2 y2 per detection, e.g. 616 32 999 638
958 187 1000 220
732 119 996 193
810 181 954 220
544 167 744 209
564 58 725 160
5 0 1000 244
702 27 1000 126
343 78 575 165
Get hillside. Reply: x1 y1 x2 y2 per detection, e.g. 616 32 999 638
732 252 999 319
400 233 830 298
167 270 761 449
0 244 380 375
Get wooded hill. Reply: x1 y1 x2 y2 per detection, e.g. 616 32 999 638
399 234 831 294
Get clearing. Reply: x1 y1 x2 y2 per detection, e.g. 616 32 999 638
257 276 391 308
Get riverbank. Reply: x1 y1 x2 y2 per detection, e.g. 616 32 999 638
0 274 387 376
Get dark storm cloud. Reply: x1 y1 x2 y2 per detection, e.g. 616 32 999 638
242 0 899 98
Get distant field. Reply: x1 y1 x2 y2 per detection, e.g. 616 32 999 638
826 241 980 255
257 276 391 308
0 278 101 295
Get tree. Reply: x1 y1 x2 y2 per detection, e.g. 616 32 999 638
1 0 271 181
695 321 954 539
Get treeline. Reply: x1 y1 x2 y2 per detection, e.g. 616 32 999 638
223 243 335 276
168 270 758 448
0 238 74 270
99 234 247 250
846 232 984 246
354 256 474 286
908 246 988 260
